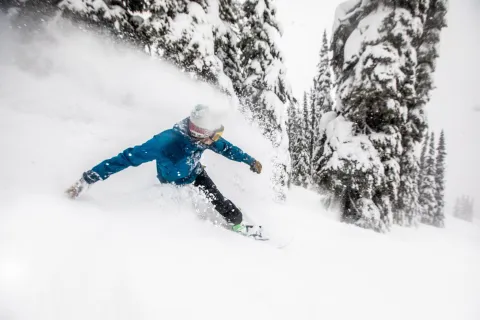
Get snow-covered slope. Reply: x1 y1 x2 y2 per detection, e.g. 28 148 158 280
0 17 479 320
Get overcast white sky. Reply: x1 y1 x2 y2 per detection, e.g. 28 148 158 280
276 0 480 214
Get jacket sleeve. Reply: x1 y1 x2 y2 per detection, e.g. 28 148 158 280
208 138 255 165
84 134 165 183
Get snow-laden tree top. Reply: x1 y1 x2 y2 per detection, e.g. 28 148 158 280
332 0 372 35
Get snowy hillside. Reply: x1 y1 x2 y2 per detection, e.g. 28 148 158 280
0 17 479 320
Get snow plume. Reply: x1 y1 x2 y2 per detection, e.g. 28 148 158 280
6 0 293 202
0 15 276 198
7 0 238 96
0 14 286 320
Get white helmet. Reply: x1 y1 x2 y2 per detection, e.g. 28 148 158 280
188 104 223 139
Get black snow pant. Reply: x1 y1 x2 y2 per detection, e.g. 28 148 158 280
193 169 243 225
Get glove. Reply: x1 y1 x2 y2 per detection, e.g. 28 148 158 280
250 160 262 174
65 177 89 199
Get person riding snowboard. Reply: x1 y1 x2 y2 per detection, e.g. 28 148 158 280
66 104 263 237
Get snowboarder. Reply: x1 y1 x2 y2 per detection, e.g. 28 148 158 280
66 104 263 237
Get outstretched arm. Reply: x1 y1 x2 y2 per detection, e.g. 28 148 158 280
83 134 165 184
208 137 256 166
66 133 172 199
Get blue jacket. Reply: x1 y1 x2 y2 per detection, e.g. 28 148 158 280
84 118 255 185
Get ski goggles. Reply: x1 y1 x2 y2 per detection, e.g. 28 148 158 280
210 125 224 142
189 120 224 142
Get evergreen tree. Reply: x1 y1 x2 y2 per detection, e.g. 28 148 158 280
215 0 243 94
453 197 460 218
159 0 234 94
467 197 475 221
467 197 474 221
302 91 312 185
396 0 448 227
311 30 333 187
308 86 317 186
396 128 427 227
6 0 142 45
415 0 448 108
324 1 426 232
396 117 423 226
311 30 333 117
453 196 475 222
433 130 446 227
238 0 293 201
287 100 300 185
2 0 61 19
126 0 150 12
294 92 311 188
419 132 429 181
420 133 437 225
145 1 179 57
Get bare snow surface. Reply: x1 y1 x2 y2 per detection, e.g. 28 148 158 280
0 17 479 320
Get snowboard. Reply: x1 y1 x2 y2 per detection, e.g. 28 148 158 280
233 224 269 241
202 214 292 249
232 215 294 249
192 196 293 249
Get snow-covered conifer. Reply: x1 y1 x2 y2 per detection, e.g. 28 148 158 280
415 0 448 108
214 0 243 94
159 0 234 94
59 0 145 46
126 0 149 12
433 130 446 227
395 128 427 227
294 92 311 188
317 115 384 231
311 30 333 117
287 100 301 185
311 30 333 187
3 0 60 19
302 91 312 182
419 132 429 180
323 1 426 232
453 196 474 222
238 0 293 200
420 133 437 225
6 0 141 46
396 0 448 226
